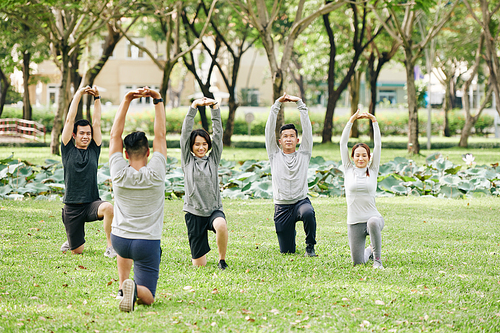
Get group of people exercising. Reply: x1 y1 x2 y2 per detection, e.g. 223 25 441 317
60 86 384 312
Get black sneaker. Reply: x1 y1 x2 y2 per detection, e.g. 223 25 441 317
305 245 318 257
119 279 136 312
218 259 228 270
116 289 123 300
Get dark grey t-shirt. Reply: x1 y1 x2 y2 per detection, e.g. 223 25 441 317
61 139 101 204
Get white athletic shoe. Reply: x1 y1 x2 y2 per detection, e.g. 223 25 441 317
104 246 117 258
119 279 136 312
61 241 70 252
373 260 384 269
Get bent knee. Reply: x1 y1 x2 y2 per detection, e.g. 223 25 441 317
213 217 227 231
100 202 114 216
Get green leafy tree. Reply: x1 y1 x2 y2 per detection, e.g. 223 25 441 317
370 0 458 154
229 0 346 138
0 0 127 154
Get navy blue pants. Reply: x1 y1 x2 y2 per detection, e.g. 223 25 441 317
274 198 317 253
111 234 161 297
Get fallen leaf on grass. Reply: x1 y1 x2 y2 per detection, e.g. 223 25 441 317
38 316 46 321
78 265 87 270
438 271 446 274
341 297 349 301
33 283 39 287
269 309 280 315
30 296 39 300
67 305 72 309
216 309 225 315
375 300 385 305
62 284 68 287
296 310 303 315
245 316 255 322
245 269 250 273
212 288 219 294
83 300 87 305
183 286 193 291
360 320 370 327
241 309 253 314
145 312 158 315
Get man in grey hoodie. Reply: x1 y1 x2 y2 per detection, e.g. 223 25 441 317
265 93 317 256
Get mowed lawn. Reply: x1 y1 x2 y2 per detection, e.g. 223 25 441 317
0 197 499 332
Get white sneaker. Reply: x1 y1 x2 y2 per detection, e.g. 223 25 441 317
61 241 70 252
119 279 136 312
373 260 384 269
104 246 117 258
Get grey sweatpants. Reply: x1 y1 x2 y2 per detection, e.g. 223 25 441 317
347 216 384 265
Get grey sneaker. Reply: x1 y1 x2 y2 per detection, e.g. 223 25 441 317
373 260 384 269
305 245 318 257
116 289 123 300
104 246 117 258
61 241 70 252
119 279 136 312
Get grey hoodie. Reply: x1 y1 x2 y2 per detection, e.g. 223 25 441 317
181 106 223 216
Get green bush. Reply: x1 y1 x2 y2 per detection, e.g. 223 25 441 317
1 106 495 137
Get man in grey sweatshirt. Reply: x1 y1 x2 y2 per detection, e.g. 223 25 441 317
265 93 317 256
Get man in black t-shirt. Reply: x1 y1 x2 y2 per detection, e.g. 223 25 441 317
60 86 115 257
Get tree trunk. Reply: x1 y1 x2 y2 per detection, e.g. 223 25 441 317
443 76 452 137
348 71 361 138
0 68 9 117
160 61 176 104
71 46 83 120
50 53 71 155
223 97 238 146
22 50 32 120
404 48 420 154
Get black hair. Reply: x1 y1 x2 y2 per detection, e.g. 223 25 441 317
351 143 371 176
279 123 298 136
189 128 212 152
124 131 149 158
73 119 93 136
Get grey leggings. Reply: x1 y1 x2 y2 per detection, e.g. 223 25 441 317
347 216 384 265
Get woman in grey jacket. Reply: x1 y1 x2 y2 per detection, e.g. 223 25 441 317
340 109 384 269
180 97 229 270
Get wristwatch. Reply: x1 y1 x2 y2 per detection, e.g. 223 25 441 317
94 96 101 100
153 98 163 105
210 102 218 109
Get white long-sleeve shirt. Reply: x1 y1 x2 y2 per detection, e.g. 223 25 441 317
340 122 382 224
265 99 313 204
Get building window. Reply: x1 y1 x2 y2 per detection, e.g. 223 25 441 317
47 85 59 106
126 38 145 59
240 88 260 106
378 90 396 104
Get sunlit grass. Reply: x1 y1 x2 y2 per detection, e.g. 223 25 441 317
0 197 499 331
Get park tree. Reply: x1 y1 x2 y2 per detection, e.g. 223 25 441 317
0 0 128 154
462 0 500 118
229 0 345 138
183 0 259 146
365 29 401 140
458 33 492 148
433 4 479 138
0 17 16 117
321 1 384 143
370 0 458 154
120 0 218 103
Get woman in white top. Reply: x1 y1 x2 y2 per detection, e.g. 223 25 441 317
340 109 384 269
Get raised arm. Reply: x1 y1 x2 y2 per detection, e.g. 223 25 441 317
296 99 312 153
109 89 144 157
61 86 90 145
340 109 361 169
144 88 166 159
368 115 381 171
209 102 223 163
265 98 282 158
87 86 102 146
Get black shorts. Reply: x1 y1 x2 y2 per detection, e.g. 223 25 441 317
185 210 225 259
62 200 104 250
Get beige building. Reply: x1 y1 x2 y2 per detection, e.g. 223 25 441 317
27 35 408 110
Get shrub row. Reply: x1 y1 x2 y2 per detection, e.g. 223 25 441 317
1 106 495 137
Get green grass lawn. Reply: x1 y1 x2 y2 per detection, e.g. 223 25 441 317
2 135 500 167
1 197 499 332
